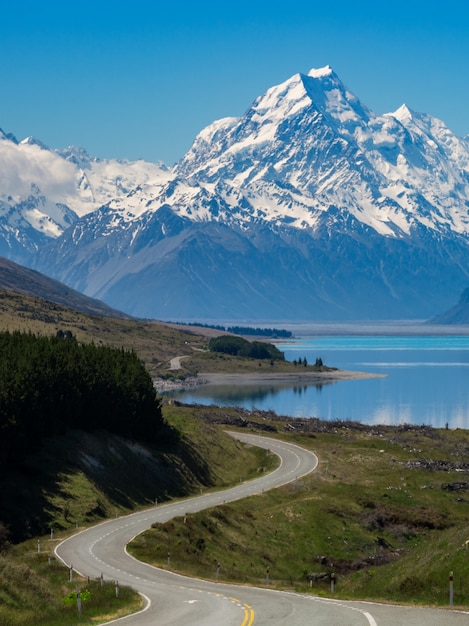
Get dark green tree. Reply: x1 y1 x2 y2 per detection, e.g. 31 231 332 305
0 331 163 473
208 335 284 361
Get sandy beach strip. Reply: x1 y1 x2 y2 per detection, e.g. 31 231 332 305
154 368 385 393
198 369 385 386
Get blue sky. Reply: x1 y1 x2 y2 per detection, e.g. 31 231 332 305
1 1 467 165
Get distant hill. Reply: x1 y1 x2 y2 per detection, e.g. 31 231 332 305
0 288 212 380
0 256 128 318
428 288 469 324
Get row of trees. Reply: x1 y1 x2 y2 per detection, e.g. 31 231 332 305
292 357 324 367
0 331 163 472
208 335 285 360
174 322 292 338
226 326 292 338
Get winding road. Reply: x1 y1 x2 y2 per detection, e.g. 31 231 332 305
55 433 469 625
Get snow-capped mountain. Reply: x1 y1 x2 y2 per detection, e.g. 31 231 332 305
0 129 168 262
4 66 469 320
177 67 469 237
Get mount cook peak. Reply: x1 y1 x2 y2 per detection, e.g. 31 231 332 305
2 66 469 321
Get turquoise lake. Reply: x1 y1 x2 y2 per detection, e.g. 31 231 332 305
164 331 469 428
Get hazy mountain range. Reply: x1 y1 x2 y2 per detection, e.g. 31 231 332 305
1 66 469 321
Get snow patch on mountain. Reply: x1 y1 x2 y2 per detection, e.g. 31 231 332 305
57 146 170 217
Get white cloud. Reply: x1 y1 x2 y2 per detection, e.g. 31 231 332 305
0 140 77 201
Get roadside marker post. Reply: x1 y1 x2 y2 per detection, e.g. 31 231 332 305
450 571 454 606
331 572 336 594
69 564 73 582
76 588 82 615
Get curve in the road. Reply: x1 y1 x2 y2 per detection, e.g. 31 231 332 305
55 433 469 625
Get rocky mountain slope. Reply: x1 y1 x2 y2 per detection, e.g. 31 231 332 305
2 67 469 320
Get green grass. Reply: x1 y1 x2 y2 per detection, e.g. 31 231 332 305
162 404 278 486
0 548 142 626
128 416 469 608
183 347 334 375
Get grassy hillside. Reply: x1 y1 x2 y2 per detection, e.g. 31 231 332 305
0 407 276 625
0 290 209 377
0 407 275 541
129 411 469 609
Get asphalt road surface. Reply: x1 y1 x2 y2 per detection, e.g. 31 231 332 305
55 432 469 625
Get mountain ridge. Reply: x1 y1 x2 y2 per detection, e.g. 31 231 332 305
2 66 469 320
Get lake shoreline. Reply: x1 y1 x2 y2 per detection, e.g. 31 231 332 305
155 368 383 393
157 335 469 427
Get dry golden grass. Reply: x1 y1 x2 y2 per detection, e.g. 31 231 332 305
0 290 209 376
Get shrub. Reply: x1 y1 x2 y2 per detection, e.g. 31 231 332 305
208 336 284 361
